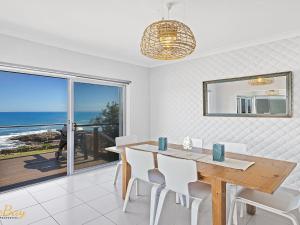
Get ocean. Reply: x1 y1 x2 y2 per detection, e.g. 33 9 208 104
0 112 100 150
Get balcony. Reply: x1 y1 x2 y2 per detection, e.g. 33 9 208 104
0 123 119 192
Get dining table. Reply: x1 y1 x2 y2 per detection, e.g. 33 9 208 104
106 141 296 225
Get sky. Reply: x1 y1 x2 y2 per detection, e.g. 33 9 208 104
74 82 120 112
0 71 120 112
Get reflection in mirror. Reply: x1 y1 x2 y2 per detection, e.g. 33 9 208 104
204 72 292 117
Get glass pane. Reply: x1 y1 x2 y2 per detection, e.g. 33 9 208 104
0 71 68 192
74 82 122 170
241 99 246 113
247 99 252 113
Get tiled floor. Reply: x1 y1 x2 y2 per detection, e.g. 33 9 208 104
0 164 296 225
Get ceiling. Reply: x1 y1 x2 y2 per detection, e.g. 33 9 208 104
0 0 299 68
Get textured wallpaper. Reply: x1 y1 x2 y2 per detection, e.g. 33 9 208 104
150 36 300 188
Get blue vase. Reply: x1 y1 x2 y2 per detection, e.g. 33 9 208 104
158 137 168 151
213 144 225 162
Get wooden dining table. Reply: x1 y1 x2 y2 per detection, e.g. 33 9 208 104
106 141 296 225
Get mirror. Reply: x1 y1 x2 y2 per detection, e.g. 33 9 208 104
203 72 293 117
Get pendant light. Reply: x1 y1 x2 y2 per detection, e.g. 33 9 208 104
140 2 196 60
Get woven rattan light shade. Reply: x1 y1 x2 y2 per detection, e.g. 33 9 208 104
140 19 196 60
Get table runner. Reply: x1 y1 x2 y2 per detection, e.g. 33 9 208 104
129 144 255 171
197 155 255 171
130 144 207 160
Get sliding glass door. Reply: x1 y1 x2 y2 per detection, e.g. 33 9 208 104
0 66 127 191
71 79 124 172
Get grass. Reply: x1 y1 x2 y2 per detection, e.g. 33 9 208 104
0 149 57 160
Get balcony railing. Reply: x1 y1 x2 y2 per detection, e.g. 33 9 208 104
0 123 120 160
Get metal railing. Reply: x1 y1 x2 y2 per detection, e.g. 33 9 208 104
0 123 66 129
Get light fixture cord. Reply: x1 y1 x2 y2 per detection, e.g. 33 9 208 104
166 2 173 19
161 0 164 20
184 0 187 22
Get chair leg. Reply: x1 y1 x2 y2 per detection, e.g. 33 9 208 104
122 177 136 212
227 198 237 225
191 198 202 225
229 186 238 225
240 203 245 218
186 196 190 209
179 194 185 206
233 201 238 225
176 193 181 204
154 188 169 225
150 184 163 225
284 213 299 225
113 161 122 185
135 179 139 196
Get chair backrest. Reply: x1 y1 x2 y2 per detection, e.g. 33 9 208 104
125 148 155 182
115 135 138 147
219 142 247 154
157 154 197 196
191 138 203 148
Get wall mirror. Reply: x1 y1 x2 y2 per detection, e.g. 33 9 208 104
203 71 293 117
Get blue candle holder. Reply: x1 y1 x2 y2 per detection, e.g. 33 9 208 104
213 144 225 162
158 137 168 151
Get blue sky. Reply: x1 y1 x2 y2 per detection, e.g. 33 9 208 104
74 82 120 112
0 71 120 112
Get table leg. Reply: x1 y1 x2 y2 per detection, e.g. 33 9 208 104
246 204 256 215
211 178 226 225
121 154 131 200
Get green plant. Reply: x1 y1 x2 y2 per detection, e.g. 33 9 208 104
42 143 51 149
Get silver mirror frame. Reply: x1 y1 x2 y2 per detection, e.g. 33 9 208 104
203 71 293 118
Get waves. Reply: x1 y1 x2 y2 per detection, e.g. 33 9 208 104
0 129 55 150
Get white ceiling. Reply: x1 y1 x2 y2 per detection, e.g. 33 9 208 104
0 0 299 68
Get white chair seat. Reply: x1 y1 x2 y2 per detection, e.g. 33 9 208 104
188 181 211 199
148 169 165 185
237 187 300 212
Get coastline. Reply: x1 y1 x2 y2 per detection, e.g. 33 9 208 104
0 130 61 152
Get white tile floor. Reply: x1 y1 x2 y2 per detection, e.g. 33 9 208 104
0 164 296 225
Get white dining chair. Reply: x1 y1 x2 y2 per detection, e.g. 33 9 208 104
192 138 203 148
228 186 300 225
218 142 247 155
114 135 138 186
123 148 165 225
178 138 203 208
219 142 248 224
153 154 211 225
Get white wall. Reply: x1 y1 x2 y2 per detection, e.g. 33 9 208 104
150 36 300 188
0 34 150 141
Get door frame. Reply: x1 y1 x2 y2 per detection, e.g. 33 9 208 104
67 77 128 175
